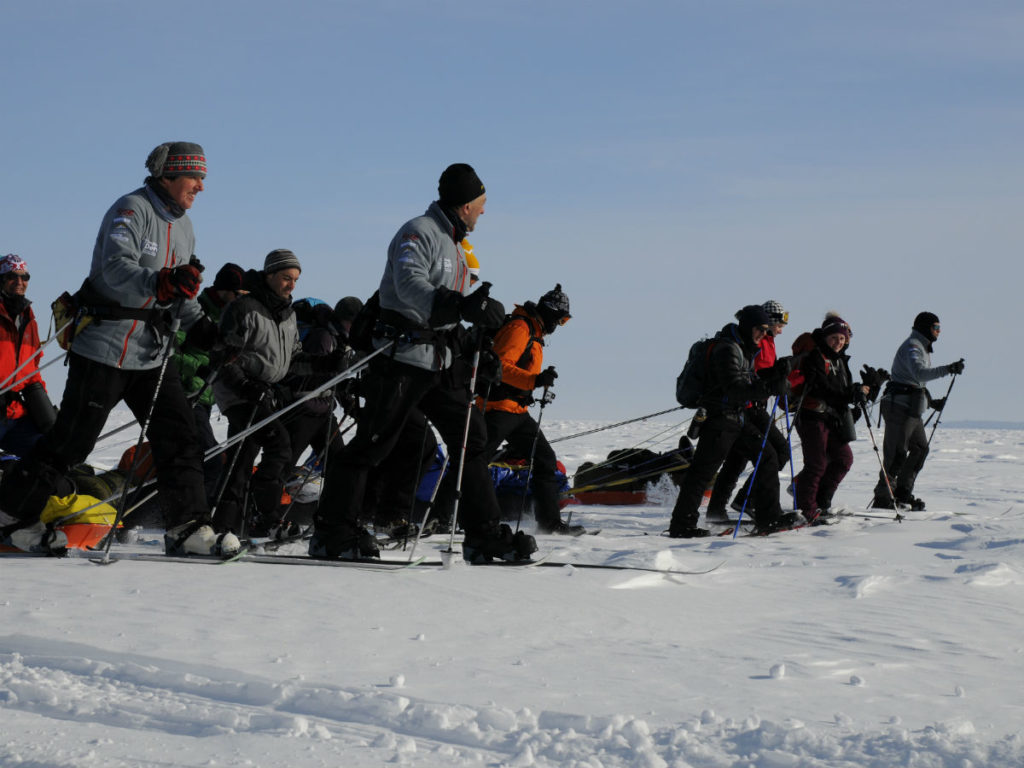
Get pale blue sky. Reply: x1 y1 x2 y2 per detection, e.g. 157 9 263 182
4 0 1021 421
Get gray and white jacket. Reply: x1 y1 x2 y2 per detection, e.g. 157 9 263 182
213 272 300 413
885 329 954 416
374 202 473 371
72 185 203 370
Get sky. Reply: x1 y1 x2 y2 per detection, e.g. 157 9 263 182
3 0 1022 421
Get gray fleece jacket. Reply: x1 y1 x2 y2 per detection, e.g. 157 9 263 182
72 185 203 370
374 202 473 371
886 329 954 416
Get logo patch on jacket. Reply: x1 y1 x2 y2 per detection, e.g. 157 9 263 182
443 258 452 273
142 239 159 257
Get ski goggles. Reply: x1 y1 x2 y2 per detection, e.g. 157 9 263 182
1 272 29 282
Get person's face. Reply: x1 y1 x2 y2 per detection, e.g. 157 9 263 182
459 194 486 232
266 268 300 300
825 332 847 352
160 174 205 210
751 324 770 345
930 322 941 341
770 321 786 337
2 271 30 297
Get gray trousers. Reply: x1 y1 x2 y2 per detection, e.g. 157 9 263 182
874 399 928 499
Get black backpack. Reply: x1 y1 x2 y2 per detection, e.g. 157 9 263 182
346 290 381 352
675 338 716 408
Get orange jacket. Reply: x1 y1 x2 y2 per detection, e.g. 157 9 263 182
481 306 545 415
0 299 44 421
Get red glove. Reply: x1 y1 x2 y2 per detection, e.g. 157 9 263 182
156 265 202 302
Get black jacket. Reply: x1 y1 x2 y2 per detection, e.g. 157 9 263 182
701 324 774 415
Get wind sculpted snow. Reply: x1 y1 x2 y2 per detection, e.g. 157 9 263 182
2 414 1024 766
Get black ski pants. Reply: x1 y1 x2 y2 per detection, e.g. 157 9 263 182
669 410 782 532
484 409 563 530
216 402 293 534
873 399 928 499
317 356 500 538
708 405 789 511
366 407 437 526
0 352 208 528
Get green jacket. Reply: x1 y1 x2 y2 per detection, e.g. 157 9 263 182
173 288 225 408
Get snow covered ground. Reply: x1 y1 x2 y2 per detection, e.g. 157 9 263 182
3 412 1024 767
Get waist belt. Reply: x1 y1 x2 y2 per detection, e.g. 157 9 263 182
375 309 444 345
886 381 921 396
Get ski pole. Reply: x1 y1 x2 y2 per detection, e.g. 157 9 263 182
0 318 72 393
444 333 483 556
925 374 957 451
408 448 450 564
516 386 552 534
782 394 798 511
94 314 182 563
549 406 684 444
210 398 262 524
733 395 780 537
0 353 68 397
859 399 900 514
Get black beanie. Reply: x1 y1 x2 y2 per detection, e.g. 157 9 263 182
146 141 207 179
212 262 245 291
735 304 771 335
913 311 940 337
438 163 485 208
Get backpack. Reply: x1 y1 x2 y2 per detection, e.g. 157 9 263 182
675 338 716 408
785 332 817 409
346 290 381 352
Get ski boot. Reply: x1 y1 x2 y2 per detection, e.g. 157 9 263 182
537 520 586 536
4 520 68 556
308 525 380 560
165 522 242 558
755 511 806 535
462 523 537 564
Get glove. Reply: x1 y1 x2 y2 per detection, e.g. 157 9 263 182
929 396 946 412
768 374 790 397
273 383 294 406
534 366 558 389
860 364 887 390
851 405 863 423
156 264 202 302
771 356 793 378
239 378 274 405
477 350 502 386
459 282 506 329
948 359 965 375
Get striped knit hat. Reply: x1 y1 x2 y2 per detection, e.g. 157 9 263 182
264 248 302 274
146 142 207 179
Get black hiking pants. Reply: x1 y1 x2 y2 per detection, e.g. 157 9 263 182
874 399 928 500
317 356 500 540
484 409 563 530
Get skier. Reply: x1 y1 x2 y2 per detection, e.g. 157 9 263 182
0 254 57 457
482 284 583 535
212 250 302 536
790 313 879 521
705 299 791 522
171 261 247 496
668 305 796 537
0 141 240 556
872 312 965 510
310 163 537 563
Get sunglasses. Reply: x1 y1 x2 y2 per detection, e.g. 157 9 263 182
2 272 29 282
931 323 941 331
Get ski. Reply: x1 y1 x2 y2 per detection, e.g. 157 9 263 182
79 548 251 565
243 553 431 570
467 552 553 567
533 559 724 575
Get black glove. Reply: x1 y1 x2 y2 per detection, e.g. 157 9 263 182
273 383 294 406
183 316 218 351
948 359 965 375
156 264 202 302
477 350 503 386
460 282 506 329
860 364 886 390
771 356 793 378
851 405 863 423
535 366 558 389
239 378 274 406
929 396 946 412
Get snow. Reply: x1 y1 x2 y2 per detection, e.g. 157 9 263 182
3 414 1024 767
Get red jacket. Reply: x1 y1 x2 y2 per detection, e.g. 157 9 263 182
0 298 44 421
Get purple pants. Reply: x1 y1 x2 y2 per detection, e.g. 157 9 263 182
794 417 853 514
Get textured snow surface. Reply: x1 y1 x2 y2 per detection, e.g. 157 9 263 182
3 417 1024 767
